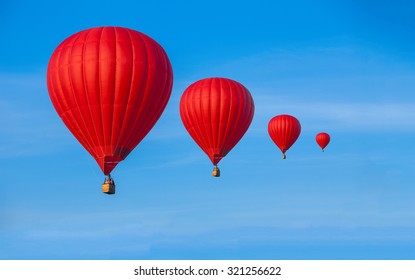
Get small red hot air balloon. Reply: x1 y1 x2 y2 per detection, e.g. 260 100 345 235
47 26 173 194
316 132 330 152
268 114 301 159
180 77 254 177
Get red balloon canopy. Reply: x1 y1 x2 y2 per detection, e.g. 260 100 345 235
47 26 173 175
268 114 301 158
316 132 330 151
180 77 254 167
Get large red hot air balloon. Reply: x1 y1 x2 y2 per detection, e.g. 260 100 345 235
180 77 254 177
47 26 173 194
316 132 330 152
268 114 301 159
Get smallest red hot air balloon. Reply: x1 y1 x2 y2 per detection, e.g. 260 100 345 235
316 132 330 152
268 114 301 159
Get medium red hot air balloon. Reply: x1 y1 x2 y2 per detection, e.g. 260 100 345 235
180 77 254 177
316 132 330 152
268 114 301 159
47 26 173 194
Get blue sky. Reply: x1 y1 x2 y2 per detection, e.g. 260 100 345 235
1 0 415 259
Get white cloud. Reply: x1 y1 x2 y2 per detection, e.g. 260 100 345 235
0 73 72 158
214 45 414 82
11 194 415 246
253 96 415 132
180 44 415 133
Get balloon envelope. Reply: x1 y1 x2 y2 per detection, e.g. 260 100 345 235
316 132 330 151
268 114 301 156
47 26 173 175
180 77 254 165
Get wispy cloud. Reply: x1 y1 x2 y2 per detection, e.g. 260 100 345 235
0 72 72 158
7 197 415 252
252 96 415 132
179 44 415 133
212 44 415 82
0 72 45 90
138 154 203 170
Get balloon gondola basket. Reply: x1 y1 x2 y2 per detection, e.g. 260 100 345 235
212 166 220 177
102 176 115 195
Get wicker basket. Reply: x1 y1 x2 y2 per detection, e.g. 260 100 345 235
102 182 115 194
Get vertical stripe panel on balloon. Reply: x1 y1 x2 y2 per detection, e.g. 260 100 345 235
217 80 231 155
114 29 147 157
69 30 100 158
111 27 133 158
192 82 209 156
83 28 105 158
123 34 160 152
210 79 220 151
99 27 116 156
61 33 99 158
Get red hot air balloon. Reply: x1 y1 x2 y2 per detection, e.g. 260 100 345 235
47 26 173 194
316 132 330 152
180 77 254 177
268 115 301 159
